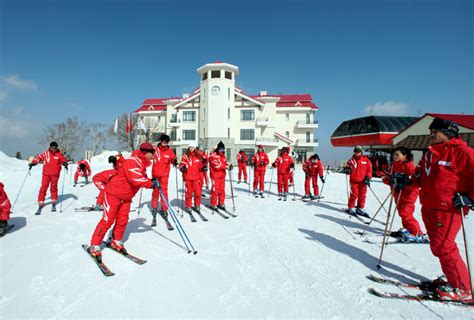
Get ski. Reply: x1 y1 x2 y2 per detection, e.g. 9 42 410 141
164 219 174 230
75 206 102 212
51 204 57 212
204 205 229 219
367 274 437 291
192 207 208 221
81 244 115 277
151 216 157 227
0 224 15 238
187 212 197 223
341 208 366 222
104 241 147 265
219 207 237 218
367 288 473 307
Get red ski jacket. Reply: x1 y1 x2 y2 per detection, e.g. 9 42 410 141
0 182 12 220
274 153 294 174
32 148 67 176
251 151 269 172
209 152 228 179
105 150 153 201
76 160 92 177
180 151 204 181
382 160 419 202
347 155 372 183
413 138 474 212
93 169 117 191
236 151 248 164
152 144 177 178
303 159 324 177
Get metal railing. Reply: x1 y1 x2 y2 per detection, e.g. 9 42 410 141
256 137 279 142
297 120 319 125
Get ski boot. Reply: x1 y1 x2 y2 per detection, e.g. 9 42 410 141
110 239 127 254
415 233 430 243
193 206 201 214
253 190 258 197
151 208 158 218
73 180 77 187
390 228 407 238
302 194 311 200
259 190 264 198
159 210 169 220
89 245 102 261
210 205 218 212
310 194 319 200
217 204 226 211
184 207 192 214
356 207 370 218
85 177 89 184
51 202 57 212
283 193 288 201
436 284 473 303
94 204 103 211
348 208 357 216
278 193 283 201
0 220 8 236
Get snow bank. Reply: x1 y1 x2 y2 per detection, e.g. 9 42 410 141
0 150 27 172
89 150 131 165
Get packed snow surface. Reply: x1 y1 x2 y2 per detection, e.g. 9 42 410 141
0 151 472 319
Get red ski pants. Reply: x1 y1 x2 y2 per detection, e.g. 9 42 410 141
211 178 226 206
185 180 202 208
397 199 423 236
38 174 60 204
91 193 131 246
278 173 289 193
348 182 367 209
200 171 209 189
151 176 169 211
238 163 248 182
304 175 320 196
253 170 266 191
422 207 471 291
288 171 294 184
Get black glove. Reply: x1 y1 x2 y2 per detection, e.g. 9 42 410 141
392 173 409 192
453 194 473 209
342 167 351 174
28 163 37 169
363 176 371 186
290 163 295 169
180 166 187 173
260 161 265 166
62 162 69 171
172 158 178 167
228 164 234 171
320 176 325 184
152 178 160 188
202 166 208 172
304 172 309 178
272 162 276 168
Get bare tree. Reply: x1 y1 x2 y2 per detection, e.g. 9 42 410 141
86 123 108 154
110 113 138 151
38 117 88 158
136 116 165 144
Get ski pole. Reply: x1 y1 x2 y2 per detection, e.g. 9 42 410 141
228 167 236 211
136 189 143 216
359 191 391 237
368 185 390 215
386 190 403 239
59 167 67 213
175 166 180 215
181 175 185 218
267 167 274 198
248 166 252 196
318 165 330 202
10 169 30 213
377 188 396 269
291 169 297 201
457 193 474 296
159 188 197 254
345 174 350 201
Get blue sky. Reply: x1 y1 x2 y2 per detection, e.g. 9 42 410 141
0 0 472 162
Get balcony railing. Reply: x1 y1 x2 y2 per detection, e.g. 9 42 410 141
296 138 319 146
296 120 319 128
256 117 269 126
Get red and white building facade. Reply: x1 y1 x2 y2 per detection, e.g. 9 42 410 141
134 61 319 161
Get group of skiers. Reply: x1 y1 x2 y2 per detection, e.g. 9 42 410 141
0 117 472 303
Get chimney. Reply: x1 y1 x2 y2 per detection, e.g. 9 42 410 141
259 91 268 96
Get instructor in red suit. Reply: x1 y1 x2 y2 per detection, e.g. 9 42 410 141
344 146 372 216
236 150 249 184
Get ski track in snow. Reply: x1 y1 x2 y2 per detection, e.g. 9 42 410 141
0 151 473 319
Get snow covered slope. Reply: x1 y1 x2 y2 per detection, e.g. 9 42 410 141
0 152 472 318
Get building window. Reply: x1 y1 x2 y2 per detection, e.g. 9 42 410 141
183 111 196 122
183 130 196 140
170 130 177 141
225 71 232 80
306 112 310 124
306 131 311 142
203 128 205 137
240 110 255 121
226 148 231 160
240 129 255 140
228 108 230 119
285 113 290 121
228 87 230 100
211 70 220 78
228 128 230 139
202 72 208 81
285 131 290 138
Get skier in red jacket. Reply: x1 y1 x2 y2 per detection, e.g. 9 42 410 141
382 147 426 242
302 154 324 200
151 134 177 221
92 155 121 211
0 182 12 236
29 141 68 211
251 145 269 197
272 147 294 201
196 146 210 195
180 143 205 215
89 143 159 258
344 146 372 216
74 159 92 186
236 150 249 184
412 118 474 302
208 141 231 210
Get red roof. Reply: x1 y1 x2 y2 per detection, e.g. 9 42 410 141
428 113 474 130
250 93 318 110
134 98 170 113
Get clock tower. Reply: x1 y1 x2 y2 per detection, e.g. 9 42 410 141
197 61 238 149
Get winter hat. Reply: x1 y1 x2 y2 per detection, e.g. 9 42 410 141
257 144 264 149
217 141 225 152
428 118 459 138
108 155 117 164
353 146 363 153
50 141 58 147
188 142 198 149
79 163 86 170
312 154 320 160
139 142 155 153
160 134 171 142
281 147 289 154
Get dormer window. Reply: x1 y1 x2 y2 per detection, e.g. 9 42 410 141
295 101 302 107
148 106 155 110
211 70 221 78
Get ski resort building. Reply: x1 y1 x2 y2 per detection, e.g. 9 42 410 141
134 61 319 162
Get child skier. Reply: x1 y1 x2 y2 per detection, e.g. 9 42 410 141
236 150 249 184
302 154 325 200
0 182 12 237
208 141 231 211
272 147 294 201
179 143 205 216
344 146 372 217
251 144 269 197
74 159 91 186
